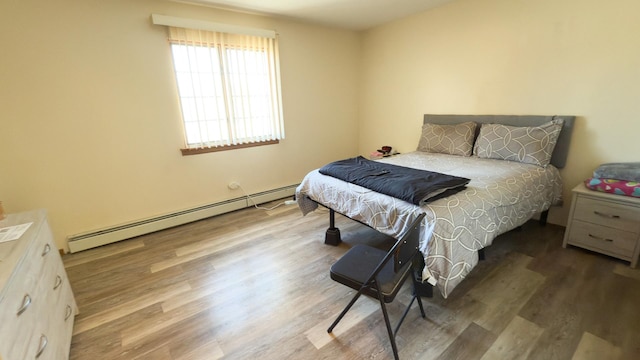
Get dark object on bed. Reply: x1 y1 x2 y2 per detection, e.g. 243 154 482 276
319 156 470 206
328 213 426 360
377 145 393 155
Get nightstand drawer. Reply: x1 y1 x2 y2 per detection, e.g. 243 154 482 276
567 220 637 259
573 196 640 233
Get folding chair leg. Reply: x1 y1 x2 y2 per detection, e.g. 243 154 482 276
411 274 427 318
378 292 400 360
327 291 363 333
416 294 426 318
395 296 417 335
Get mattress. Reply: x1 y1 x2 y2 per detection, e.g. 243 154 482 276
296 151 563 298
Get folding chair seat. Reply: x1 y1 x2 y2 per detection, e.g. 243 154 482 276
327 213 427 360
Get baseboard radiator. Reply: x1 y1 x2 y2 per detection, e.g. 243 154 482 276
67 184 298 253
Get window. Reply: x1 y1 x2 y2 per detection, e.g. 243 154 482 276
162 22 284 153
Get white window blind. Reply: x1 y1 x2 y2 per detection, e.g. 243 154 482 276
155 16 284 149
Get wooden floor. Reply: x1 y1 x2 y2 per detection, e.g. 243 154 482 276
63 200 640 360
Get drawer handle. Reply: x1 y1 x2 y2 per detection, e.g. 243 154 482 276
65 305 73 321
588 233 614 242
593 211 620 219
35 334 48 358
54 275 63 290
42 243 51 256
17 294 32 315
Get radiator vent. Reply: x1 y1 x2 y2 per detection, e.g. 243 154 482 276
67 184 298 253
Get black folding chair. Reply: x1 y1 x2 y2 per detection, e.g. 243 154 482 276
327 213 427 360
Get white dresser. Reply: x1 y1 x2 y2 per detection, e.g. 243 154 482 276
563 184 640 268
0 210 78 360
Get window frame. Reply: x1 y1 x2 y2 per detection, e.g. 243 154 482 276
152 15 284 155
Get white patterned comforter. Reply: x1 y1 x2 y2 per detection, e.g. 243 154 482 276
296 151 563 298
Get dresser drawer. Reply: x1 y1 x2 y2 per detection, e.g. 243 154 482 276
0 250 59 359
0 289 50 360
29 249 76 359
573 196 640 233
1 230 54 306
0 271 40 323
0 259 44 359
567 220 637 259
0 297 39 359
47 281 77 360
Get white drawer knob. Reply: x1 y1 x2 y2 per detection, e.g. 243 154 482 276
65 305 73 321
53 275 63 290
588 233 614 242
35 334 48 358
17 294 32 316
41 243 51 257
593 210 620 219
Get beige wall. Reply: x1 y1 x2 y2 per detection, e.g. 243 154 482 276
3 0 638 250
359 0 640 225
0 0 360 250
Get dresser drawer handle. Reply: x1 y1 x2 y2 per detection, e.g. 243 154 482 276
593 211 620 219
17 294 32 315
54 275 63 290
35 334 48 358
65 305 73 321
588 233 614 242
42 243 51 256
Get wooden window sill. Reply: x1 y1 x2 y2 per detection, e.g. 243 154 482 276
181 140 279 156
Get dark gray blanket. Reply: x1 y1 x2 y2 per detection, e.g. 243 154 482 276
593 162 640 182
319 156 470 205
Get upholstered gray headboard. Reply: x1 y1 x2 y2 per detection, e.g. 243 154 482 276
423 114 575 168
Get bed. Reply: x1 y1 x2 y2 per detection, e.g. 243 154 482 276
296 114 575 298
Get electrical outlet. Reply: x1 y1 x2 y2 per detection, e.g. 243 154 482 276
228 182 240 190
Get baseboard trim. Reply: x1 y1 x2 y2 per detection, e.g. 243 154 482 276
67 184 298 253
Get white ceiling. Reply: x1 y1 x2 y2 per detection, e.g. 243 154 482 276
179 0 457 30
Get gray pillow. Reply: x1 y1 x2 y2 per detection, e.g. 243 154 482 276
417 121 477 156
474 119 564 167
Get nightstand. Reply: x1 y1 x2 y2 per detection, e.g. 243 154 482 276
563 183 640 268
